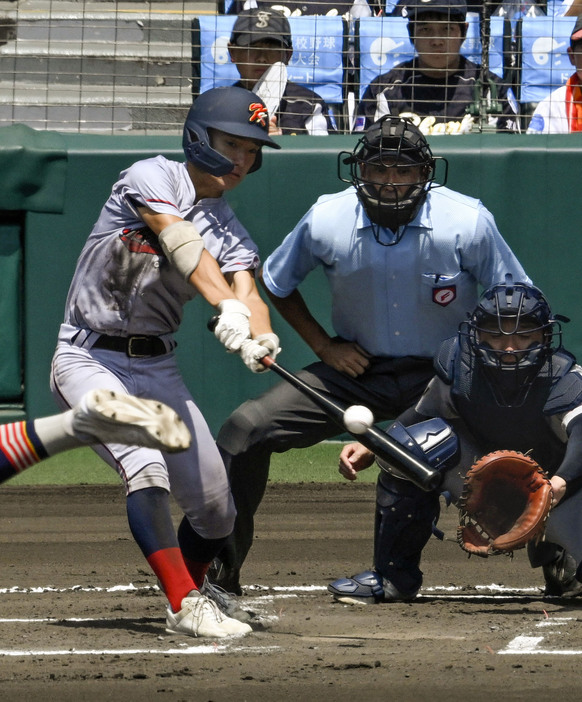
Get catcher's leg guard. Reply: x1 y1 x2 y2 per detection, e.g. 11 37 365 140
373 472 440 596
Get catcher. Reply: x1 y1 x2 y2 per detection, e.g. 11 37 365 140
329 277 582 603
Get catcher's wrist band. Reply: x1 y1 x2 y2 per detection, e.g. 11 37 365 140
158 221 205 280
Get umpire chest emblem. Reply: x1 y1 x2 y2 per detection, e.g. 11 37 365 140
432 286 456 307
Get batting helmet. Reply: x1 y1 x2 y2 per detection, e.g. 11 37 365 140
183 86 281 176
339 116 446 241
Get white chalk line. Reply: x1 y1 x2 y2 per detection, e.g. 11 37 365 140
0 644 280 657
0 582 544 596
500 614 582 655
2 583 581 657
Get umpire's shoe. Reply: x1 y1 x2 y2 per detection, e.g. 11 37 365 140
200 576 252 623
71 389 191 452
207 557 243 596
165 591 252 638
328 570 419 605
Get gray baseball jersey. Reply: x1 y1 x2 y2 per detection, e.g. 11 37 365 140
64 155 260 336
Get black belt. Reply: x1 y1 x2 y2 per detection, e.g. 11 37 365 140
92 334 168 358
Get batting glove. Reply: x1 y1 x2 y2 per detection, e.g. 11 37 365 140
239 333 281 373
214 300 252 352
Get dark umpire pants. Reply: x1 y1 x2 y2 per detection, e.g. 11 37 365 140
215 355 434 585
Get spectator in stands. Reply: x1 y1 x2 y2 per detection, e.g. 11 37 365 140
354 0 519 134
225 1 375 17
527 16 582 133
228 7 336 134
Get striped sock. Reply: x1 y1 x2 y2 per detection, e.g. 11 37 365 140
0 421 48 483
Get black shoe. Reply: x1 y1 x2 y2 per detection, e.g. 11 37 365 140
543 549 582 597
207 557 243 596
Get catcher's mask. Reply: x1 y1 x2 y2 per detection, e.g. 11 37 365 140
183 86 280 177
338 116 447 243
461 276 568 406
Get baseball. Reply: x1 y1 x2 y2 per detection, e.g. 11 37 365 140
343 405 375 434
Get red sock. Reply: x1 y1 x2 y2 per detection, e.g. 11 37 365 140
147 547 197 613
183 557 211 589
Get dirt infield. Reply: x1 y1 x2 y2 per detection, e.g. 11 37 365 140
1 482 581 701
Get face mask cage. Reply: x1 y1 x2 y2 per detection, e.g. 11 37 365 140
459 282 564 407
338 124 447 241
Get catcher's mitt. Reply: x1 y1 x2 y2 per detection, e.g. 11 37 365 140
457 450 553 557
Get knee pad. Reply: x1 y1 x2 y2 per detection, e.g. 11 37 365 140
376 418 459 482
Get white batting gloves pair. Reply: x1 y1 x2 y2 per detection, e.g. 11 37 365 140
213 300 280 372
240 333 281 373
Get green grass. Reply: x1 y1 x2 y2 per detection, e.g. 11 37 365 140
7 443 379 486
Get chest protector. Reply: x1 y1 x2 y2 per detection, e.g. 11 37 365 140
434 337 580 475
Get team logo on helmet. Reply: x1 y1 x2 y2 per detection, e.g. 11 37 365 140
249 102 268 128
433 286 456 307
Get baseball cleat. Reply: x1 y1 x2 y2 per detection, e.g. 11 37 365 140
165 591 252 638
72 389 191 452
327 570 418 605
200 576 252 623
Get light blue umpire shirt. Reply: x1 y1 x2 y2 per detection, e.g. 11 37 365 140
262 185 531 359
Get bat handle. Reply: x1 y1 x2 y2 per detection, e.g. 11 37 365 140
207 315 272 368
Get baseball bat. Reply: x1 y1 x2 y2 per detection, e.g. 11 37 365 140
208 316 442 491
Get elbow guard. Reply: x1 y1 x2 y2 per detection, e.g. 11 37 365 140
158 220 205 280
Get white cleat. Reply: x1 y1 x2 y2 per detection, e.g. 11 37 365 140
165 592 252 638
72 389 191 452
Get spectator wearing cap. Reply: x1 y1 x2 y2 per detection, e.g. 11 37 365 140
228 7 336 135
354 0 518 134
527 16 582 134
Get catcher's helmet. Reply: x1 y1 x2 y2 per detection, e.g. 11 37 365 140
462 276 567 405
338 116 446 242
183 86 281 176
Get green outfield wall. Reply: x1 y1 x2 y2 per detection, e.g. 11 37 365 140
1 126 581 432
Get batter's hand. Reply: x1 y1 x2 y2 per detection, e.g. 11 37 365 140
214 299 251 352
338 442 375 481
239 333 281 373
319 340 371 378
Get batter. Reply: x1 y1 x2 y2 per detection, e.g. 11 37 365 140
50 86 281 639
